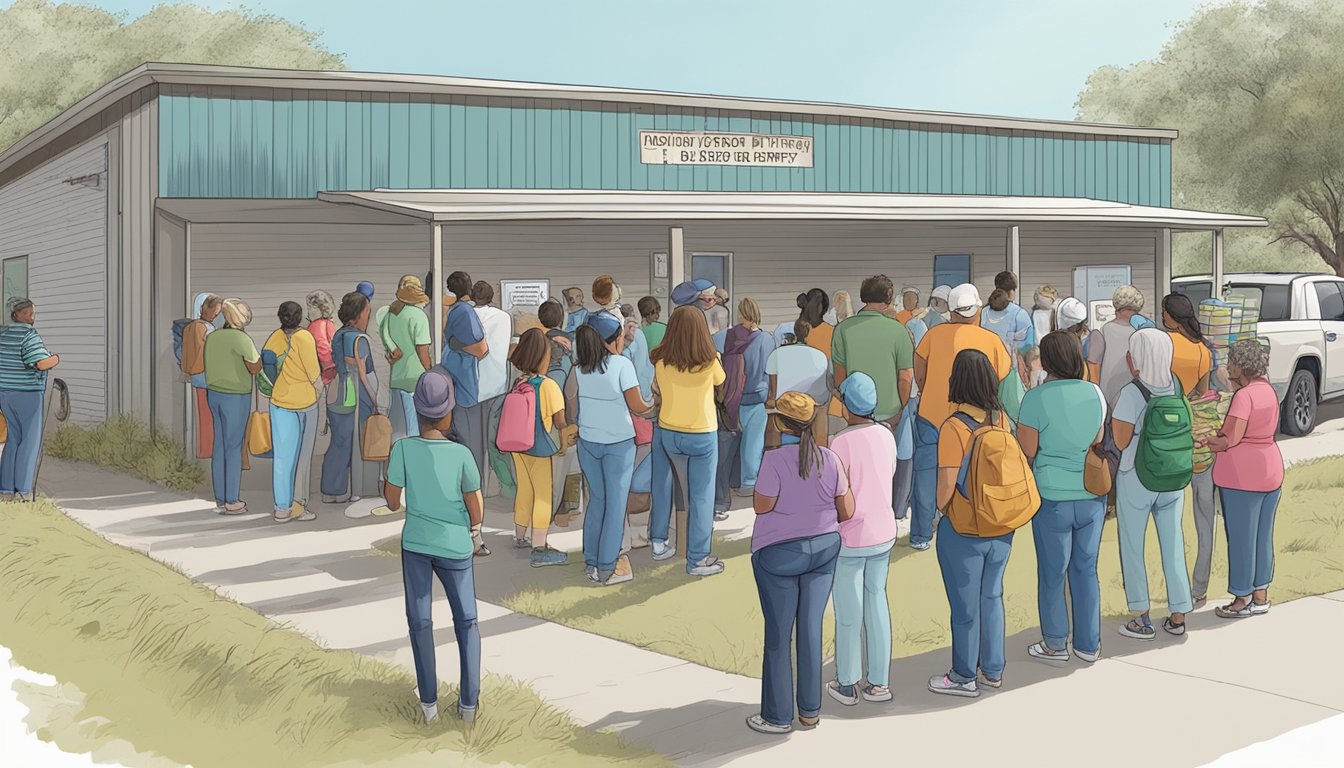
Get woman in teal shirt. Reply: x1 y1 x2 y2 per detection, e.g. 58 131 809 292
1016 331 1106 664
385 368 483 725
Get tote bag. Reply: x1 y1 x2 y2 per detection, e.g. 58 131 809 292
246 385 273 458
362 397 392 462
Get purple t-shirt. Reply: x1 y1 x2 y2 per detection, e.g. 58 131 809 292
752 444 847 553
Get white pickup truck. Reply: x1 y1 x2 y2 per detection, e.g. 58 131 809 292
1172 273 1344 436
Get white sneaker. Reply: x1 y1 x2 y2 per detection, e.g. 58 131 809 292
650 540 677 561
687 556 725 577
826 680 859 706
1073 646 1102 664
457 703 476 724
745 714 791 734
928 674 979 698
1028 642 1070 663
421 700 439 724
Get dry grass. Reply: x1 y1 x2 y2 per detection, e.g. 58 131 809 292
0 499 667 768
503 457 1344 678
46 416 205 492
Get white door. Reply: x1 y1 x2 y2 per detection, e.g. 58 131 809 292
1312 280 1344 394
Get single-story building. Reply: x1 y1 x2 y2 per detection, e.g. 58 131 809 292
0 62 1265 451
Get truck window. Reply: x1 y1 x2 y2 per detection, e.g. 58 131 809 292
1172 281 1211 303
1314 282 1344 321
1224 284 1291 322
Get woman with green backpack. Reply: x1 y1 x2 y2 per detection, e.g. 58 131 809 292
1112 328 1195 640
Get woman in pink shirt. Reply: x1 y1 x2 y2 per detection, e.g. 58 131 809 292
1201 340 1283 619
826 372 898 707
306 290 338 387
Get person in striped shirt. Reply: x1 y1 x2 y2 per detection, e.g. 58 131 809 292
0 297 59 502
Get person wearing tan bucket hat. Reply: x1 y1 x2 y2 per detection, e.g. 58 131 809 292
378 274 433 445
746 390 854 735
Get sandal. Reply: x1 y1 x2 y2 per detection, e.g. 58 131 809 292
1163 616 1186 636
1215 601 1254 619
1119 615 1155 640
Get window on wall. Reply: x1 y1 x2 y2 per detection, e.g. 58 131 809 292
933 254 971 291
1 256 28 325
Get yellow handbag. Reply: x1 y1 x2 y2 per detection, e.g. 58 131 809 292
246 385 273 457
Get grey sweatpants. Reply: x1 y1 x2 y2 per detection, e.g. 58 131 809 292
453 398 493 548
1191 467 1219 599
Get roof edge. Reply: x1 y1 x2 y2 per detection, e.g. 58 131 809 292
0 62 1178 180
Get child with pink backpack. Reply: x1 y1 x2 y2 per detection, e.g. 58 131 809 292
500 328 572 567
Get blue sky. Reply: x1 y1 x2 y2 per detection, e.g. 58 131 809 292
22 0 1210 120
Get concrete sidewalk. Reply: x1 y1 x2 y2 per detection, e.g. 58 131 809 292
38 457 1344 767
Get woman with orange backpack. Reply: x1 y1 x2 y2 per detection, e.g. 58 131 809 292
929 349 1039 698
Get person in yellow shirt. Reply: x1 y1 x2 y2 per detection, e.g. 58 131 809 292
506 328 571 567
649 305 727 576
264 301 322 522
1162 292 1216 603
910 284 1011 550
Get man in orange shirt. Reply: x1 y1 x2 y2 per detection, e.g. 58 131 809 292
909 283 1012 550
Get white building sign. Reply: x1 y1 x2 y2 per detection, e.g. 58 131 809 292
639 130 814 168
501 279 550 335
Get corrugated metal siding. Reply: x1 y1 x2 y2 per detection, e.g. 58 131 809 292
188 222 430 396
1019 225 1158 311
158 88 1172 206
118 92 158 422
0 139 108 423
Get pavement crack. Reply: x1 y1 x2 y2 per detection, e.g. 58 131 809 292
1109 657 1344 713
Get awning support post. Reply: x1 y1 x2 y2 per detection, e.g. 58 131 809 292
1007 224 1020 283
431 222 444 362
1212 228 1225 299
669 226 685 292
1157 227 1172 300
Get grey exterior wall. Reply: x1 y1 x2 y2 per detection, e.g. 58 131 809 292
0 138 109 424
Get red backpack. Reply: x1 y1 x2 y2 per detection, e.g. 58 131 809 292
496 376 559 457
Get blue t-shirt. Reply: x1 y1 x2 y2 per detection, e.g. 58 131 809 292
740 330 775 406
575 354 640 445
1018 379 1107 501
563 307 590 334
621 325 655 401
981 303 1034 355
0 324 51 391
442 301 484 408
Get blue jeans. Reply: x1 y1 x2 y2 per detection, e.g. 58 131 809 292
630 448 651 494
0 389 44 495
752 532 841 727
391 388 417 441
936 516 1013 683
738 402 767 489
1032 497 1105 654
833 544 893 688
651 427 718 567
579 438 636 573
1116 469 1193 614
207 390 250 505
910 415 940 545
1219 487 1281 597
402 548 479 710
270 403 318 512
320 394 374 498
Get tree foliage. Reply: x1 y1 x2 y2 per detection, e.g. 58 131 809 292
0 0 344 152
1077 0 1344 276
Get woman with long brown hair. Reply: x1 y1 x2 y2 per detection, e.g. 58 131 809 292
648 305 726 576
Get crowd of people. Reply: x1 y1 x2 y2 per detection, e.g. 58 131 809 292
13 265 1274 731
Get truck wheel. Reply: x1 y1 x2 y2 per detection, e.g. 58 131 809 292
1280 368 1317 436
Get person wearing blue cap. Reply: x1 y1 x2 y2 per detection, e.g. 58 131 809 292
826 372 899 707
670 281 702 309
356 281 375 301
387 368 482 725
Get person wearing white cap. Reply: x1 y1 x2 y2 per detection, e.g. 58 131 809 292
1055 297 1096 382
926 285 951 329
909 283 1012 550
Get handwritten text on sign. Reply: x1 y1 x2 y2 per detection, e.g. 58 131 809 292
639 131 814 168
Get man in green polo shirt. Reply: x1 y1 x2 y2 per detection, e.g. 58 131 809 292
832 274 915 521
832 274 914 423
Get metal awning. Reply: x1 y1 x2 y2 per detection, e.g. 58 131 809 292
316 189 1267 231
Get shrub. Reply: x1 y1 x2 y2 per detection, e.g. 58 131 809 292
46 416 204 491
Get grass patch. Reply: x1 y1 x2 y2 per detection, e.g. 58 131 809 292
45 416 204 492
503 457 1344 678
0 499 667 768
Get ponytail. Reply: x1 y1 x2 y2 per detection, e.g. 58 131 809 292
777 413 822 479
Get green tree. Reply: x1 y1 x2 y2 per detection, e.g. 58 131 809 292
1077 0 1344 277
0 0 344 152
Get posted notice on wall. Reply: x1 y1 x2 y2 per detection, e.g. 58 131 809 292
1090 300 1116 328
501 279 550 336
639 130 814 168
